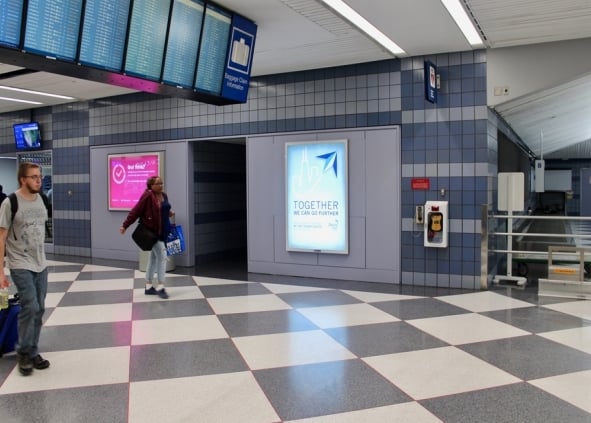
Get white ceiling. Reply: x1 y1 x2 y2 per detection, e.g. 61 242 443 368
1 0 591 159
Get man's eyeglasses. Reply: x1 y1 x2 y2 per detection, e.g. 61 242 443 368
24 175 42 180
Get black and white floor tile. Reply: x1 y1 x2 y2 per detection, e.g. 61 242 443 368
0 257 589 422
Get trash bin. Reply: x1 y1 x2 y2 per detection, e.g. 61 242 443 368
138 250 175 272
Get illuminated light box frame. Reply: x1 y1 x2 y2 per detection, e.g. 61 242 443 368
108 152 164 211
285 140 349 254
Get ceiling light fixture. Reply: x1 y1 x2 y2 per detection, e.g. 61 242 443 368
0 96 43 105
319 0 406 56
0 85 76 100
440 0 483 46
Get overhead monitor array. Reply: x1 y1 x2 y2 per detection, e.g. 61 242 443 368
0 0 257 105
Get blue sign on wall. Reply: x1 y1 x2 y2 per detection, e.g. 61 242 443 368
425 61 437 104
221 14 257 103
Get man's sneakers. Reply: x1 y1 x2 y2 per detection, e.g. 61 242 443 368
17 353 50 376
17 353 32 376
145 286 157 295
32 354 50 370
158 288 169 299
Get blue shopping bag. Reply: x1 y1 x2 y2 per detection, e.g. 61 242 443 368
166 224 185 256
0 295 20 357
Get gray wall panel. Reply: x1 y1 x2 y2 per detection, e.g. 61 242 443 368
90 141 193 266
247 127 399 283
247 137 276 262
317 216 366 268
366 127 400 271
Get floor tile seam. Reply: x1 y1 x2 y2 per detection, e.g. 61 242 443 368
450 332 557 349
523 379 591 415
222 333 285 421
406 310 563 336
453 338 591 383
534 325 591 337
403 311 479 323
358 355 424 403
395 339 536 382
525 333 591 357
50 257 532 299
16 346 584 410
414 380 528 404
13 355 581 405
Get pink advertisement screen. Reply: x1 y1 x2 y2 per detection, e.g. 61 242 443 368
108 152 163 210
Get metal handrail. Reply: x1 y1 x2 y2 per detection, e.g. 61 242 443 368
489 249 591 257
492 232 591 239
490 214 591 220
484 209 591 289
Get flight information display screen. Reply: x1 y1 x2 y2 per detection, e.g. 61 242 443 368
124 0 171 81
194 4 231 95
1 0 256 105
79 0 130 72
162 0 204 88
0 0 24 48
24 0 83 61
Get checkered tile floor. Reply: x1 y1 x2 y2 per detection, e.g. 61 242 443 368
0 257 590 422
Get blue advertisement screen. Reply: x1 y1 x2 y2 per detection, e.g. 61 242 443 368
285 140 348 254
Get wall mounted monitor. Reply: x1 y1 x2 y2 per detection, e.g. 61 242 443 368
0 0 24 48
79 0 131 72
23 0 83 61
285 140 349 254
13 122 42 151
108 152 164 211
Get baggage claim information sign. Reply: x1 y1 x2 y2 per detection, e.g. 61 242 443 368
285 140 348 254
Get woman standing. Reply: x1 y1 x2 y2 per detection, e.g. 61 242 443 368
120 176 174 299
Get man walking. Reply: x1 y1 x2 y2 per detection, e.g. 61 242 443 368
0 162 50 376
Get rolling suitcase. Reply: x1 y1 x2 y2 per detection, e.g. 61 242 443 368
0 295 20 357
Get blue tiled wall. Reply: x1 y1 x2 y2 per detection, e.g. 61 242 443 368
0 49 499 288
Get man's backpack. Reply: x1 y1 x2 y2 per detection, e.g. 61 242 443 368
8 192 50 222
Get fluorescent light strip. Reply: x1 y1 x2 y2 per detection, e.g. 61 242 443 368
0 96 43 105
440 0 483 46
320 0 406 56
0 85 75 100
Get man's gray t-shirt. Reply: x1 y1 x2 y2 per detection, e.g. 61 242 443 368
0 193 47 272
